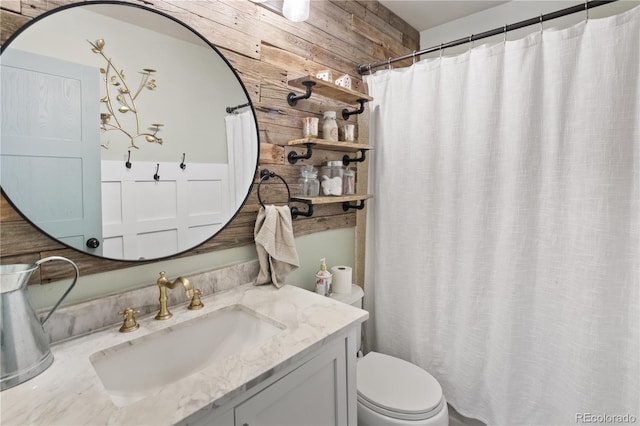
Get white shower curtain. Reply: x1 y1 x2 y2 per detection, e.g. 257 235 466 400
225 109 258 206
364 6 639 426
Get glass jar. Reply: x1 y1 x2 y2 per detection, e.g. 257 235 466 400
342 167 355 195
322 111 338 141
301 117 319 137
320 161 343 196
298 165 319 197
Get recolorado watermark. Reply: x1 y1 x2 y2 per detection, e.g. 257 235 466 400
576 413 637 424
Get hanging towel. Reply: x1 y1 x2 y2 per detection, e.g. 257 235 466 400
254 205 300 288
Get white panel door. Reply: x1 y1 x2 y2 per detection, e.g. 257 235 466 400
100 160 230 260
0 49 102 255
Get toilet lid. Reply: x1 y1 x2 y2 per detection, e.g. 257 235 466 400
357 352 443 418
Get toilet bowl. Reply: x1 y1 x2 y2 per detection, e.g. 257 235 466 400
330 286 449 426
357 351 448 425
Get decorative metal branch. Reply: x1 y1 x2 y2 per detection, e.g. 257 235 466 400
88 39 164 149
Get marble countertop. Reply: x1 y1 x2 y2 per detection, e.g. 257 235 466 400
0 283 368 425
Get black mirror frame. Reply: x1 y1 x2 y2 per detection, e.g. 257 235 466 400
0 0 260 263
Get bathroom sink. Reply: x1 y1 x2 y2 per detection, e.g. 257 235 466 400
90 305 284 407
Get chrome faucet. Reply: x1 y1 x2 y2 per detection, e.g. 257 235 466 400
155 271 194 320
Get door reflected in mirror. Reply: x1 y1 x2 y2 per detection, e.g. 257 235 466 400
0 2 259 261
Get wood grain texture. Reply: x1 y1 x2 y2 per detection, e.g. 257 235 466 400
0 0 418 284
0 9 28 44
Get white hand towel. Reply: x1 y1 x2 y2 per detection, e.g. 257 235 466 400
254 205 300 288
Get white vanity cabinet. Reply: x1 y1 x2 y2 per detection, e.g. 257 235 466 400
184 328 358 426
235 337 348 426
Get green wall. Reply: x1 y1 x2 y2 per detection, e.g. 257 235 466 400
29 228 355 311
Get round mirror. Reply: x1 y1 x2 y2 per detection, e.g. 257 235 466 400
0 2 259 261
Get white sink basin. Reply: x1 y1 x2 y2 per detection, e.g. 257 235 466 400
90 305 284 407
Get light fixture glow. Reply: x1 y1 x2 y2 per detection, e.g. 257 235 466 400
282 0 309 22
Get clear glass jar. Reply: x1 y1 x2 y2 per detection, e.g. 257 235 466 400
298 165 319 197
342 167 355 195
320 161 343 196
322 111 338 141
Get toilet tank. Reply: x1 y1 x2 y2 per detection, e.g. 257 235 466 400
330 285 365 352
329 284 363 308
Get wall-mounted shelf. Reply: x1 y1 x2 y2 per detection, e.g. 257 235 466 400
287 76 373 119
288 138 371 152
287 138 372 165
288 76 373 104
292 194 370 212
286 77 373 218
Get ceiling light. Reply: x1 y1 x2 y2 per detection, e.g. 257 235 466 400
282 0 309 22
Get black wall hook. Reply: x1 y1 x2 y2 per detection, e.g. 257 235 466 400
125 150 132 169
180 153 186 170
153 163 160 181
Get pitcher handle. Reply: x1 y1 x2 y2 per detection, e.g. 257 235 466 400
36 256 79 324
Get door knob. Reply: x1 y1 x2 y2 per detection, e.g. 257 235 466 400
86 238 100 249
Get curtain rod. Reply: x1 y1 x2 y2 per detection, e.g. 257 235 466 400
226 102 251 114
357 0 618 74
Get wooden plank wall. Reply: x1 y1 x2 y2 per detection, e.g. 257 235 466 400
0 0 418 285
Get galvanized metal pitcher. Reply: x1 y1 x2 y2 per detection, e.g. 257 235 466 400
0 256 78 390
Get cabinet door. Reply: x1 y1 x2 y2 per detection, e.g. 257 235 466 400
235 340 347 426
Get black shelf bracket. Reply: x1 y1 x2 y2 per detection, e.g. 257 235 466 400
287 81 316 106
342 99 367 120
288 143 313 164
291 202 314 219
343 200 366 211
342 149 367 166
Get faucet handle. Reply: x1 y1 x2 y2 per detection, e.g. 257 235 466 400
188 289 204 310
118 307 140 333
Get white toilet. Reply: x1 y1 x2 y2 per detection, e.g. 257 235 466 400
330 285 449 426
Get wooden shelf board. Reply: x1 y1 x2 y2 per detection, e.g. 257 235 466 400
288 138 372 152
288 76 373 104
292 194 371 205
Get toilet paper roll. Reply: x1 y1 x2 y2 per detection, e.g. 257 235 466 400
331 266 352 294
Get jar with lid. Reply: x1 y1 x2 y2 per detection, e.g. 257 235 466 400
322 111 338 141
320 161 343 196
298 165 319 197
342 167 356 195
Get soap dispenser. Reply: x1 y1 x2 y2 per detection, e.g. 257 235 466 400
315 258 333 296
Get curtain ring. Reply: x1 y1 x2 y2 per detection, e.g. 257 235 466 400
503 24 507 43
539 13 544 34
368 63 372 75
439 43 444 59
468 34 474 51
585 0 589 21
388 58 391 70
412 50 416 64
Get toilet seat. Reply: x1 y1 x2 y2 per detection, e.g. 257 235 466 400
357 352 444 421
